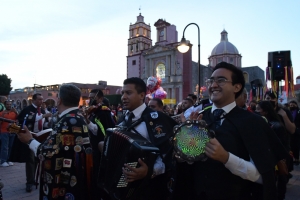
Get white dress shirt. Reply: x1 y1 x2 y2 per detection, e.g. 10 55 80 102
211 101 262 184
31 103 45 133
125 103 165 176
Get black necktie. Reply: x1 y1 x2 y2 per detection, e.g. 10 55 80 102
213 109 224 129
125 112 135 127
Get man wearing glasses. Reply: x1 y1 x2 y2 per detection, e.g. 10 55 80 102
174 62 288 199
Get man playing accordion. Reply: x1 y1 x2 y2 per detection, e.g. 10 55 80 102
99 77 177 200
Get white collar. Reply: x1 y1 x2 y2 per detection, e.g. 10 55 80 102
127 103 146 119
59 107 79 118
32 103 38 108
211 101 236 116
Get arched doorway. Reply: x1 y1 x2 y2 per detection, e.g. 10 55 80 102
44 99 56 107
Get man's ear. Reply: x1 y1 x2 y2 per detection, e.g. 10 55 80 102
57 98 62 106
140 92 146 101
234 84 242 94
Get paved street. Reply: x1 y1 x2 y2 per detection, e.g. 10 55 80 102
0 163 300 199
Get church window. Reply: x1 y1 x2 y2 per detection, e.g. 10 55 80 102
132 60 136 65
230 57 234 63
131 45 133 52
217 58 222 63
136 43 139 52
156 63 166 83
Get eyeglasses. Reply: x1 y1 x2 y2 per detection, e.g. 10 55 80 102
205 78 232 87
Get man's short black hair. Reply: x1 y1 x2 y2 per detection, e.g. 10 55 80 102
183 98 194 105
187 94 197 101
102 97 110 107
151 98 163 108
213 62 245 98
90 89 104 98
264 91 277 99
123 77 147 94
33 93 42 100
59 84 81 107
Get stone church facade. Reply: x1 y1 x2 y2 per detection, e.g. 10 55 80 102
127 13 264 103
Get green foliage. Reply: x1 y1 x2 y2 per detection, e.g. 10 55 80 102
0 74 12 95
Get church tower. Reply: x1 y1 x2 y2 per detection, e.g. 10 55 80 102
127 13 152 78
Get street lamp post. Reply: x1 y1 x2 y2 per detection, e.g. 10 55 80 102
177 23 200 102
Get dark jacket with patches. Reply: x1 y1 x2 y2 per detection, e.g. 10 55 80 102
174 106 288 200
118 106 178 199
37 109 93 200
10 105 46 162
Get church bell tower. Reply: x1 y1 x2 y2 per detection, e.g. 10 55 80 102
127 13 152 78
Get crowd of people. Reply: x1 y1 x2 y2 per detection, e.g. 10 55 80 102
0 61 299 199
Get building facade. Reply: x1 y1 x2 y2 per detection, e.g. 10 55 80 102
208 30 265 95
9 82 122 111
127 14 210 102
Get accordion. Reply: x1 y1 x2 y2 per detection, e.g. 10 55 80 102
98 128 160 200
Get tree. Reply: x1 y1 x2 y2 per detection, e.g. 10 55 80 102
0 74 12 95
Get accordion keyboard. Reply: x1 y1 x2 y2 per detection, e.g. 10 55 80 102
117 162 138 188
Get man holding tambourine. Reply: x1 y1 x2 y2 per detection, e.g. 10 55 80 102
173 62 289 200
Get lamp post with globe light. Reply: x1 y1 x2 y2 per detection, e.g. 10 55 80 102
177 23 200 102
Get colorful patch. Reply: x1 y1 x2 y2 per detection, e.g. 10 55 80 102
46 151 54 158
85 147 93 154
60 134 74 146
44 160 51 170
72 126 82 133
52 188 59 199
61 171 70 185
82 137 90 144
75 136 83 145
66 114 75 117
62 122 69 132
63 159 72 168
56 133 62 145
64 193 74 200
43 184 49 195
44 172 53 183
75 136 90 145
70 176 77 187
69 118 77 125
83 125 88 133
59 188 66 196
55 158 63 170
150 112 158 119
74 145 81 152
54 148 60 154
55 174 60 184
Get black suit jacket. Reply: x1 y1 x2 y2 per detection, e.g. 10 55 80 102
174 106 288 200
10 104 46 162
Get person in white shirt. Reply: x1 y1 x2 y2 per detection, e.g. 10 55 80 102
174 62 288 199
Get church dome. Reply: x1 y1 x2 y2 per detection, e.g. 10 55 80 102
211 30 239 55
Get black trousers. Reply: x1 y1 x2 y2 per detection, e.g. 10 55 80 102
25 150 37 185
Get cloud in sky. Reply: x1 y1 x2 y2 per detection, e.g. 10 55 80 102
1 0 300 90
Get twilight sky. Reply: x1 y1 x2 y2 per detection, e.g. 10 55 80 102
0 0 299 90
